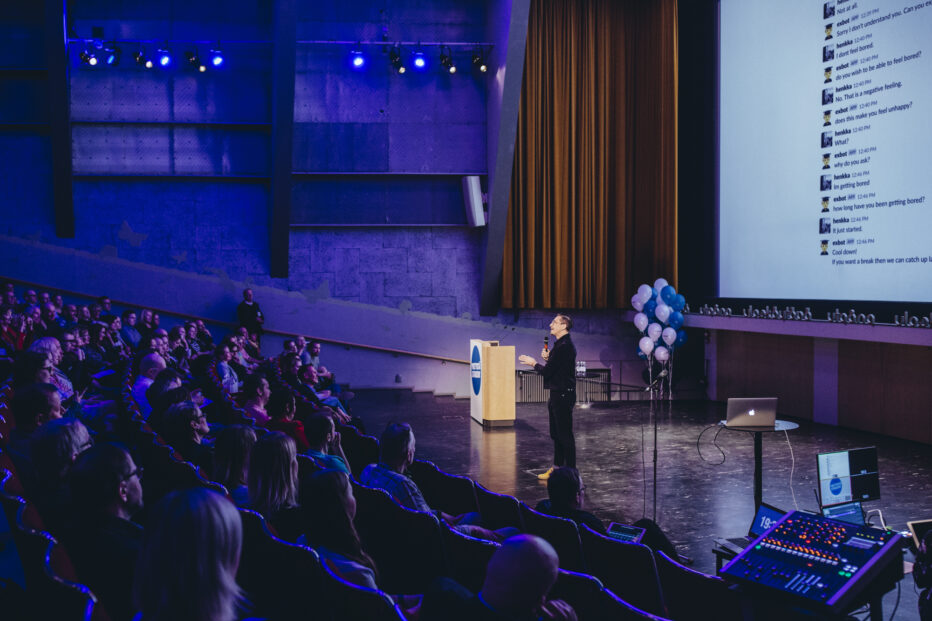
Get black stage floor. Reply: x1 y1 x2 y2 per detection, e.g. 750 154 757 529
353 389 932 621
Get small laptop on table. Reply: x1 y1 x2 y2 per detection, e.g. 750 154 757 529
725 397 778 429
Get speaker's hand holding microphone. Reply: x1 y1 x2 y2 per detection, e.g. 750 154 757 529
541 335 550 360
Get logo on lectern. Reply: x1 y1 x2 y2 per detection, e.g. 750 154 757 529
471 345 481 395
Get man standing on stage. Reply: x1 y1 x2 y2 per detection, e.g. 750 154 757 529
519 314 577 480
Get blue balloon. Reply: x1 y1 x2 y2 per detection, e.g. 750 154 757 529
644 299 657 317
650 288 658 300
672 293 686 312
668 311 684 330
675 329 687 347
637 351 648 360
660 285 676 305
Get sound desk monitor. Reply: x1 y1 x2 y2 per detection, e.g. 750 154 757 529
817 447 880 509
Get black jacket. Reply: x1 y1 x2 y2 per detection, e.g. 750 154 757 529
534 333 576 391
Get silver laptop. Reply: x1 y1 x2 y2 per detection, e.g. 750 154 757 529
725 397 777 428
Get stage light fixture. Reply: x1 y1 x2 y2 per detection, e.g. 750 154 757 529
411 49 427 70
157 48 171 67
134 49 153 69
472 49 487 73
80 48 98 66
440 45 456 73
209 48 224 67
389 45 406 74
349 45 365 69
185 49 206 72
102 42 121 66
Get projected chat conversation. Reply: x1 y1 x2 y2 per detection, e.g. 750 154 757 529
719 0 932 302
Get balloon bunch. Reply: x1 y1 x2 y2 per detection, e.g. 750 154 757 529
631 278 688 396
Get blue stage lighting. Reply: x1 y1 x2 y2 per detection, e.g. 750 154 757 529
103 43 121 66
350 48 365 69
157 48 171 67
80 49 98 66
412 50 426 70
210 49 224 67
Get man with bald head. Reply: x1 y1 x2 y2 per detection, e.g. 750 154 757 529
419 534 576 620
132 352 166 417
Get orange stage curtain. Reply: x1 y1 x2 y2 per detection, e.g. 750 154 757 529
504 0 678 309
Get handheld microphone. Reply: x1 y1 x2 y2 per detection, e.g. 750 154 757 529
643 369 668 391
544 335 549 351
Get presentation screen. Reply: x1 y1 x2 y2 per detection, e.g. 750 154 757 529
718 0 932 303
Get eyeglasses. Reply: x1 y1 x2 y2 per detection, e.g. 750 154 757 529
79 438 94 451
122 467 144 481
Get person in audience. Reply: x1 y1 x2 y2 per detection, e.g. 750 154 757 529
29 336 76 403
184 322 202 357
296 335 311 366
52 294 64 311
120 309 142 350
78 304 92 326
61 303 79 329
37 302 64 339
237 325 261 361
161 401 213 473
30 417 92 533
18 289 38 313
4 289 19 309
133 352 167 417
236 287 264 343
90 303 103 323
137 308 155 339
145 368 183 409
419 535 576 621
241 373 271 425
215 343 240 394
0 305 25 352
536 467 680 560
264 390 310 452
299 470 379 589
103 314 131 359
248 431 302 541
282 339 298 356
7 383 63 487
195 319 214 351
361 423 500 539
83 323 111 373
279 353 348 422
304 412 349 474
97 296 112 314
213 425 257 507
39 291 51 306
11 350 53 390
151 312 161 330
167 325 191 372
308 341 335 390
299 363 349 415
229 332 258 372
133 488 242 621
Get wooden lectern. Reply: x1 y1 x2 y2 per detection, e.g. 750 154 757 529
469 339 516 427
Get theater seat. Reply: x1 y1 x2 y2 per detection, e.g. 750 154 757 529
474 482 524 531
320 557 406 620
654 551 742 621
408 459 479 516
519 502 585 571
438 520 500 593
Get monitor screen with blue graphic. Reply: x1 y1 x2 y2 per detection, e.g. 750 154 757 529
817 447 880 508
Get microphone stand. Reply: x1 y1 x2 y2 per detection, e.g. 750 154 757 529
644 369 667 522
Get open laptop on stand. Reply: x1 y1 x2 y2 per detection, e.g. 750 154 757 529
724 397 778 428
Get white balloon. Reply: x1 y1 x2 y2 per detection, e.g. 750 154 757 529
637 284 652 301
634 313 649 332
655 303 671 323
638 336 655 356
647 322 662 342
653 277 669 292
654 345 670 362
662 327 677 346
631 295 645 311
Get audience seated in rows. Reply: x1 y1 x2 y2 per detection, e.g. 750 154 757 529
66 443 144 621
216 343 240 394
133 488 242 621
119 309 142 350
213 425 257 507
419 534 577 621
247 431 302 542
304 412 349 474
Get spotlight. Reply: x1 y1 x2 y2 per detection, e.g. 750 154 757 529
349 45 365 69
134 49 153 69
389 45 406 74
102 42 121 66
156 48 172 67
440 45 456 74
80 48 98 66
209 49 224 67
411 49 427 70
472 49 487 73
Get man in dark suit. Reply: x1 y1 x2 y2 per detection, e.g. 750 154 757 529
520 315 578 479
